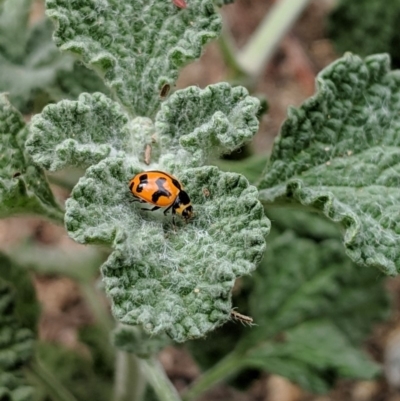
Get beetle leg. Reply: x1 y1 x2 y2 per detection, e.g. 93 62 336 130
141 206 161 212
130 197 147 203
163 204 173 215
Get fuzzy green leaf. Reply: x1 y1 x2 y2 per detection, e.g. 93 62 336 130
156 83 260 167
66 160 269 342
259 53 400 275
0 279 34 401
244 321 380 393
28 80 267 342
0 95 63 221
27 84 259 173
27 92 130 171
46 0 222 117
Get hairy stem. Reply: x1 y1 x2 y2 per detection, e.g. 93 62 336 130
183 352 242 401
140 357 181 401
114 351 146 401
28 359 78 401
236 0 312 76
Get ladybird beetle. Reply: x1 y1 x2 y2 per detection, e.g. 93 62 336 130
129 171 193 222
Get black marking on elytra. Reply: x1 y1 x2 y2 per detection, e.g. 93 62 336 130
152 177 172 203
137 174 148 193
178 190 190 205
129 181 135 191
171 178 181 190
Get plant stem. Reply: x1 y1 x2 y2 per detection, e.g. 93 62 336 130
114 351 146 401
80 281 113 332
218 23 246 80
44 207 65 226
140 357 181 401
28 359 78 401
236 0 312 77
35 201 65 226
79 280 115 363
182 352 242 401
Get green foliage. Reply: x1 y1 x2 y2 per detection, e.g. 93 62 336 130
0 0 32 61
35 341 112 401
243 232 387 391
187 228 389 395
216 155 269 184
265 208 340 241
156 85 260 167
28 85 260 171
50 61 109 101
1 0 393 396
214 0 235 6
27 83 269 342
27 92 129 171
0 253 39 332
46 0 222 117
0 0 106 112
0 279 34 401
259 53 400 276
0 94 63 221
329 0 400 68
68 161 268 342
249 232 389 345
112 324 170 358
244 321 379 393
